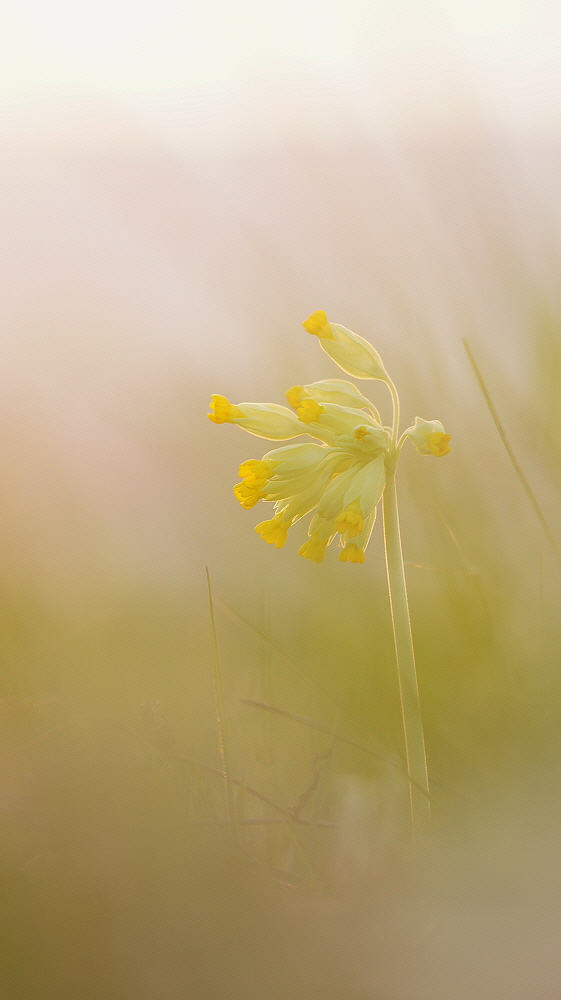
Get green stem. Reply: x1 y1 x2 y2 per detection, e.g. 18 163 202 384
387 377 401 449
382 469 431 838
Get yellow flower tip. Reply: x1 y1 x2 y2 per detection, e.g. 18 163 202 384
353 426 368 442
335 518 363 539
285 384 324 423
298 531 328 564
285 385 306 409
238 459 260 477
302 310 335 341
233 483 262 509
427 432 451 457
208 394 243 424
234 458 278 508
296 397 324 424
238 459 277 483
339 543 365 564
334 500 364 539
255 513 290 548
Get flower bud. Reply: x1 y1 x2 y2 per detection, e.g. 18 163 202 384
406 417 451 457
303 311 388 381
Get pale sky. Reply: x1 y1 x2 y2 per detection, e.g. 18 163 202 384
2 0 561 150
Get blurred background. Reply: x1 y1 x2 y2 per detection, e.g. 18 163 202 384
2 0 561 996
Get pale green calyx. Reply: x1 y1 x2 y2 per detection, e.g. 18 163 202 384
405 417 451 457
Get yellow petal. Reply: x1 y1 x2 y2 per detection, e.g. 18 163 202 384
255 512 290 548
208 394 244 423
334 499 364 539
299 530 328 563
426 431 451 457
296 398 324 424
285 385 306 409
302 310 335 340
339 544 365 564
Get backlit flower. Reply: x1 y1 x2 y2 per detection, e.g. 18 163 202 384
208 312 450 562
405 417 451 457
302 310 388 381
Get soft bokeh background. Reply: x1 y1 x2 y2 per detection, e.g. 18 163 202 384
2 1 561 996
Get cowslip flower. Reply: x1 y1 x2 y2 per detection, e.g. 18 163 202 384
208 311 450 564
209 310 451 836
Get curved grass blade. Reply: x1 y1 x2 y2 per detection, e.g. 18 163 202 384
464 339 561 565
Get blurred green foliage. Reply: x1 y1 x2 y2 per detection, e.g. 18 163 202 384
2 131 561 997
3 352 561 993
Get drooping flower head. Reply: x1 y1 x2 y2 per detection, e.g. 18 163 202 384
208 311 450 563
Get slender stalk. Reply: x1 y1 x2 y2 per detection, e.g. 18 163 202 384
464 338 561 565
387 377 401 448
382 469 431 838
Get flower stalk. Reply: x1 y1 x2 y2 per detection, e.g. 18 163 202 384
382 373 431 837
382 468 431 836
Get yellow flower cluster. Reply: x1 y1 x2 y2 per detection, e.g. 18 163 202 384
208 311 450 563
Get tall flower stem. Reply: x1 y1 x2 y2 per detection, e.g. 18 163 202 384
382 468 431 839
